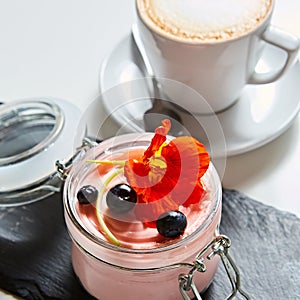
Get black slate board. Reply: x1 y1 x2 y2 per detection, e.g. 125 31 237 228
0 189 299 300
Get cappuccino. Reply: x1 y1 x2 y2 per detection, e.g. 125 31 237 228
137 0 272 42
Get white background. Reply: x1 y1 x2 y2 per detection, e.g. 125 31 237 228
0 0 299 298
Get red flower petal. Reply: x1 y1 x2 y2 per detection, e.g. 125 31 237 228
162 136 210 180
172 181 206 206
143 119 171 162
134 194 179 227
124 119 171 197
124 119 210 223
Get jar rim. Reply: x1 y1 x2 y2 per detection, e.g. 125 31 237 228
64 132 222 255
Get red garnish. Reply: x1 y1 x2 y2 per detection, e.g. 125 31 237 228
124 119 210 225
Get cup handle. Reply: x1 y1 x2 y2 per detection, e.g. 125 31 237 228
248 25 300 84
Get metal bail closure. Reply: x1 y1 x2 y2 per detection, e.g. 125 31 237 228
56 137 98 181
178 235 251 300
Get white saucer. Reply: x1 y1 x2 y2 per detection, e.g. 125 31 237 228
99 34 300 157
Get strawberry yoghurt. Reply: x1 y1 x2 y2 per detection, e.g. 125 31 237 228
63 133 222 300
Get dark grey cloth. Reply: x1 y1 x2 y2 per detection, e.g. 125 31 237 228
0 189 299 300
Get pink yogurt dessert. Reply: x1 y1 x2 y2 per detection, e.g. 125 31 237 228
63 132 222 300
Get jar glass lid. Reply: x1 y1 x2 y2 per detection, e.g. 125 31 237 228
0 100 64 166
0 98 86 206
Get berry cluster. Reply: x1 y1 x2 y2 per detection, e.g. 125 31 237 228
77 184 187 239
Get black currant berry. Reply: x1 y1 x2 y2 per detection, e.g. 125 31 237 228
106 183 137 214
77 185 98 204
156 210 187 238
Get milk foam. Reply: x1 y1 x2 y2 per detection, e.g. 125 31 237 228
138 0 272 42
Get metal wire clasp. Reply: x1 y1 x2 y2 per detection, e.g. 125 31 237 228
178 235 251 300
56 136 98 180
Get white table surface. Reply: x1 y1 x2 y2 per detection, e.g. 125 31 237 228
0 0 300 299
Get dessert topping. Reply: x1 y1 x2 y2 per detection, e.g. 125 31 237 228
124 119 210 224
106 183 137 214
156 210 187 238
82 119 210 246
77 185 98 205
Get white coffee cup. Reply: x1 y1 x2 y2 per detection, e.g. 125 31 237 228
135 0 300 114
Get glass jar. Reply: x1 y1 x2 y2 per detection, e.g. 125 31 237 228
63 133 224 300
